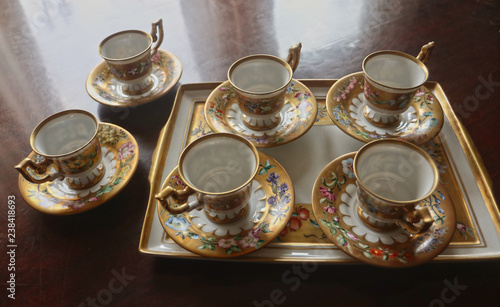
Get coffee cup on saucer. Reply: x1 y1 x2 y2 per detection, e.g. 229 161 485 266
227 43 302 131
156 133 260 224
98 19 164 95
362 42 434 127
353 139 438 234
16 110 105 190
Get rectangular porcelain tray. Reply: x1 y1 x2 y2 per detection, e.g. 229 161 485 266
139 79 500 262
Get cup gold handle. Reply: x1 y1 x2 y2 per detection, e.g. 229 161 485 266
15 157 63 184
285 42 302 72
150 19 164 56
156 185 202 214
416 41 435 64
396 206 434 234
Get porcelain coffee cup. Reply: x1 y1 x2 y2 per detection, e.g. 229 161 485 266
362 42 434 127
353 139 438 234
15 110 105 190
98 19 164 95
156 133 260 224
227 43 302 131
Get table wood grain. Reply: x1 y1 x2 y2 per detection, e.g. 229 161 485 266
1 0 499 306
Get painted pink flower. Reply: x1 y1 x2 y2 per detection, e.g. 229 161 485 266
456 222 467 233
151 52 162 64
345 231 358 241
218 238 238 248
219 87 227 91
324 206 337 214
118 142 135 161
320 186 336 201
248 228 261 238
415 89 425 97
239 234 259 248
66 201 85 210
89 197 99 202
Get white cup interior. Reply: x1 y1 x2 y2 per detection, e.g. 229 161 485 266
34 112 97 156
230 58 291 93
364 54 426 88
356 143 436 201
100 32 151 60
181 136 257 193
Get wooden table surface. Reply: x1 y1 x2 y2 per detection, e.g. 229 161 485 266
1 0 499 306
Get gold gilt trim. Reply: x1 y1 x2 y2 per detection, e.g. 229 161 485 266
439 135 483 246
428 82 499 239
139 80 499 262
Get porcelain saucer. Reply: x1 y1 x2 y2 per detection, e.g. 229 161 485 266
326 72 444 145
311 152 455 267
158 151 294 258
204 79 317 148
86 49 182 107
18 123 139 215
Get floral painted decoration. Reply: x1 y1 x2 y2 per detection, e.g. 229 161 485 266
326 72 443 145
158 154 294 258
20 124 139 214
313 153 456 267
204 80 317 147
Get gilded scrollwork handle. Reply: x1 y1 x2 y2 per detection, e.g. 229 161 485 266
150 19 164 56
15 157 62 184
416 41 435 64
285 42 302 72
156 185 200 214
396 206 434 234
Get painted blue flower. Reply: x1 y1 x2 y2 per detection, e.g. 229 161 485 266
434 228 445 236
280 194 291 207
268 195 277 206
165 216 191 232
341 158 355 178
433 195 441 205
256 136 267 144
266 172 280 185
279 183 289 194
188 233 200 240
438 190 446 200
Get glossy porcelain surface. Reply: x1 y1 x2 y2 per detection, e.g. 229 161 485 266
205 79 317 147
326 72 444 145
18 123 139 215
158 151 294 257
312 152 455 267
86 50 182 107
